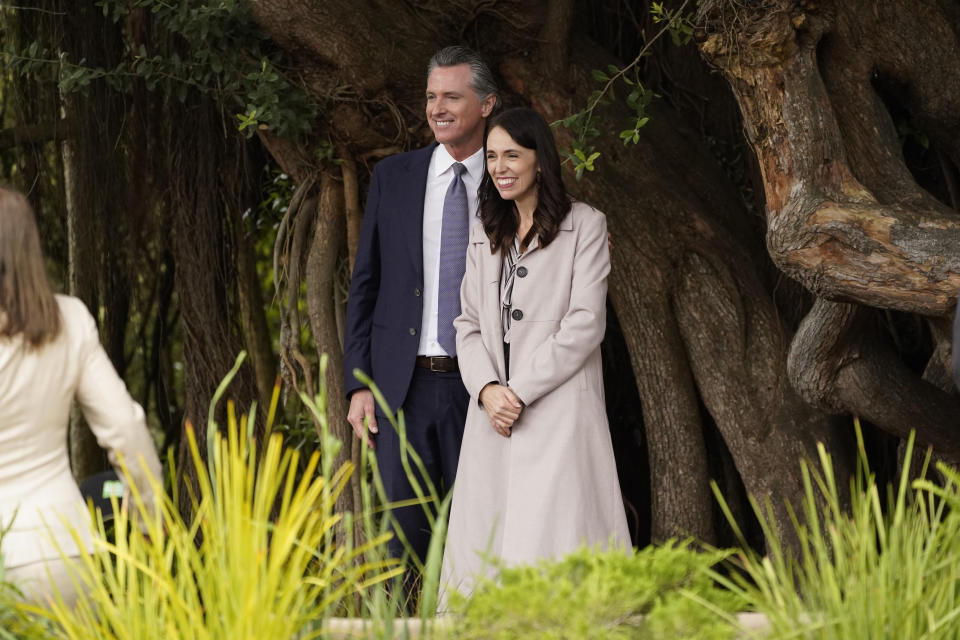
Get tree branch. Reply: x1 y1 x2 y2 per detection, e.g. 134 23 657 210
0 120 70 149
539 0 574 78
698 2 960 315
788 298 960 461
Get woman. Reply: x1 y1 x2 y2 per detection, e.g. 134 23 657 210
0 187 162 607
440 108 630 600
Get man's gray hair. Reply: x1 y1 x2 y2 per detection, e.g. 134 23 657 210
427 46 499 106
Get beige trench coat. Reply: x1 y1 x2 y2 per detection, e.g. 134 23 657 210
0 296 162 592
440 202 631 602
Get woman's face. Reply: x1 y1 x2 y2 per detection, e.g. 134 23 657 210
486 126 539 209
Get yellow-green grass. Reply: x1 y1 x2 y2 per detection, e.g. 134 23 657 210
32 353 401 639
713 422 960 640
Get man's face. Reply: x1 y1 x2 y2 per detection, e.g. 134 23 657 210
425 64 494 158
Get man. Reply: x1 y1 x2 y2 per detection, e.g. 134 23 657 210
342 46 499 569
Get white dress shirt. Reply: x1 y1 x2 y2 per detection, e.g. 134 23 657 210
419 144 485 356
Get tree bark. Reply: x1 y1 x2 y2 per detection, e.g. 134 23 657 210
305 171 357 521
0 121 71 149
170 98 261 515
59 1 134 482
62 113 108 482
696 0 960 455
233 177 278 409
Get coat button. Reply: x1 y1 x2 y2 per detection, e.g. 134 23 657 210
516 266 528 278
409 327 417 335
414 288 422 296
511 309 523 321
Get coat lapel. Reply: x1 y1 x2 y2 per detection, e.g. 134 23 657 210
402 143 437 280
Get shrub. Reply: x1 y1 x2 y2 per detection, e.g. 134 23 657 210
448 541 743 640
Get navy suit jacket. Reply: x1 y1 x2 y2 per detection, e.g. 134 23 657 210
343 143 440 411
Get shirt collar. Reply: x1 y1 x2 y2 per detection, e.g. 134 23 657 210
433 144 485 181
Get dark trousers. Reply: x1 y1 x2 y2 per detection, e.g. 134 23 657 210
375 367 469 572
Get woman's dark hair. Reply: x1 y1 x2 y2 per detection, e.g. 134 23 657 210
479 107 571 254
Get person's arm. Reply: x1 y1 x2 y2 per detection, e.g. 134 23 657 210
343 165 383 397
508 209 609 406
456 231 521 437
454 230 501 399
343 166 385 444
72 300 162 515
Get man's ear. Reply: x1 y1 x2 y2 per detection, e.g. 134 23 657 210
481 94 497 117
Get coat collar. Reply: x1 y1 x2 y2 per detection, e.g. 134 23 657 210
468 203 576 249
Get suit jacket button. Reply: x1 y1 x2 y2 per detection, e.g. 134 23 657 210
511 309 523 321
414 288 422 296
516 266 528 278
409 327 417 335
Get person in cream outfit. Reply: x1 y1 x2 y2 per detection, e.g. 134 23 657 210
440 108 630 603
0 186 162 607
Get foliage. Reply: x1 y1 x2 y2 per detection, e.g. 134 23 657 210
0 544 54 640
348 369 452 622
448 541 743 640
713 422 960 640
29 353 399 639
556 0 693 178
2 1 316 138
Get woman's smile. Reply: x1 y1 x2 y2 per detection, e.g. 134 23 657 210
486 126 539 208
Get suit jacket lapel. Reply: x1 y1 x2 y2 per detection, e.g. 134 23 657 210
402 142 437 280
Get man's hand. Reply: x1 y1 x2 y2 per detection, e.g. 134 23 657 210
347 390 377 448
479 383 523 438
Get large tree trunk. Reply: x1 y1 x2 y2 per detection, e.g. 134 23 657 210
169 97 261 513
696 0 960 459
60 2 133 482
306 171 360 534
62 114 107 482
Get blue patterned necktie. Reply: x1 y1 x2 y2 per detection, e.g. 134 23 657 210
437 162 468 357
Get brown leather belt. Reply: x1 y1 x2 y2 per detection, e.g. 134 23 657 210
415 355 459 372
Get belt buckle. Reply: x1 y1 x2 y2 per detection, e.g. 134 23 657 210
429 357 445 372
